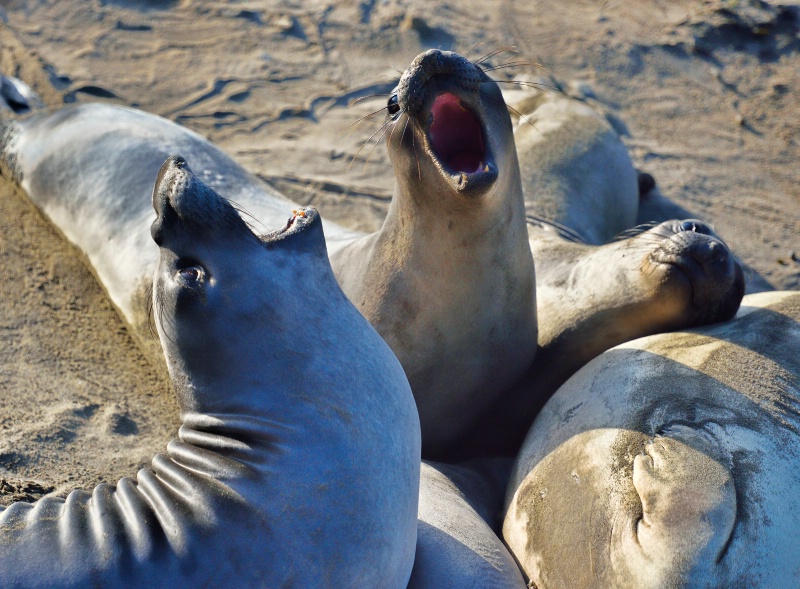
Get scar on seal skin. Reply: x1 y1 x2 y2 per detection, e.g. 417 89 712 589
0 156 421 588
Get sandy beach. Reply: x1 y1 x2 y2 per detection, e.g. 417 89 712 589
0 0 797 504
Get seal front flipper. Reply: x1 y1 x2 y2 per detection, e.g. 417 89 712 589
0 156 421 588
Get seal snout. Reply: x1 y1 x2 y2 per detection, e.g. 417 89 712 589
650 219 745 321
398 50 482 116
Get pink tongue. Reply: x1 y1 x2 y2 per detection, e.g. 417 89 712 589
429 93 485 174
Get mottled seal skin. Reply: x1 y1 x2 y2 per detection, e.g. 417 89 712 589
409 459 525 588
504 290 800 589
330 50 537 460
0 157 421 588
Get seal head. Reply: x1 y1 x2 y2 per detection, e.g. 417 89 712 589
389 49 504 196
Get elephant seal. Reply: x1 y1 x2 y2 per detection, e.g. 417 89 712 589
506 86 640 245
457 218 745 457
504 290 800 588
0 98 358 349
409 459 525 588
0 156 421 588
330 50 536 459
0 61 537 460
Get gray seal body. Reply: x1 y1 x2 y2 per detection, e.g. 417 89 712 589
409 459 525 588
0 157 421 588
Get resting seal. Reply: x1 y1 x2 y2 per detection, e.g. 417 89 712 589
330 49 536 458
448 86 745 458
0 62 536 459
0 157 421 587
507 86 640 245
504 290 800 588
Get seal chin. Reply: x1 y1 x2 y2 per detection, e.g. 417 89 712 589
424 92 498 195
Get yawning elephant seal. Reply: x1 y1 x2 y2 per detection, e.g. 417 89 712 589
331 49 536 458
0 157 421 587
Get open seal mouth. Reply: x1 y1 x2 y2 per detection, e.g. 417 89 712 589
429 93 487 174
424 92 497 191
262 207 319 243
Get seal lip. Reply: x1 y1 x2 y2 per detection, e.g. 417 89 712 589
261 206 320 243
420 91 499 195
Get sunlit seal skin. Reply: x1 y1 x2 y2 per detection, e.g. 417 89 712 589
456 218 746 457
330 49 537 459
506 85 639 245
504 290 800 589
0 157 421 588
409 459 525 588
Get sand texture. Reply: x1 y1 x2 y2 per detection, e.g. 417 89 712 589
0 0 798 502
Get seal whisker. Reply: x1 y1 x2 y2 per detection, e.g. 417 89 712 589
344 106 390 133
347 116 393 172
462 40 487 59
506 103 539 131
491 80 557 94
472 46 519 65
361 116 395 173
478 61 546 73
224 198 270 236
348 94 391 107
526 214 587 244
612 221 663 241
408 116 421 181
